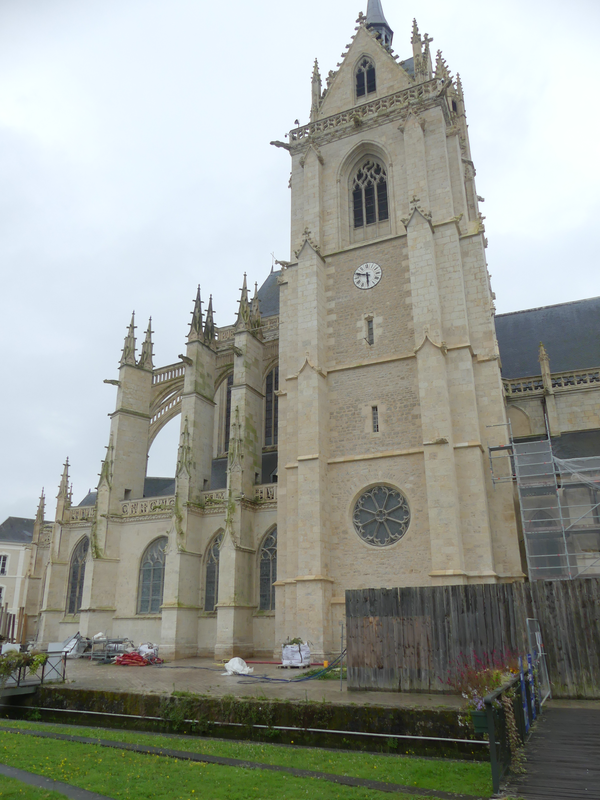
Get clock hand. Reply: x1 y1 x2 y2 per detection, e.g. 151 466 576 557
366 273 370 286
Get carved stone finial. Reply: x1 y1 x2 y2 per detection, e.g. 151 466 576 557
120 312 137 366
176 417 193 479
203 294 216 347
138 317 154 370
35 489 45 525
235 273 251 331
57 458 70 501
188 286 203 342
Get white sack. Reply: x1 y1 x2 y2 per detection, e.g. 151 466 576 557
222 657 254 675
282 643 311 667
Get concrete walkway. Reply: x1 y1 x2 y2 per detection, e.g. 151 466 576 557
62 657 463 709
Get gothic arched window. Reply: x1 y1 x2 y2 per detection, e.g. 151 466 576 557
138 537 167 614
224 373 234 452
259 528 277 611
205 532 223 612
66 537 89 615
352 160 389 228
356 57 376 99
264 367 279 447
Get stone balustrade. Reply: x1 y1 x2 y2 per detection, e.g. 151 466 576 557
289 80 439 143
504 367 600 397
152 363 185 385
121 496 175 516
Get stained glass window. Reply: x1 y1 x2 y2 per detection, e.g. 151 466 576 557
205 532 223 612
264 367 279 447
356 57 376 98
138 537 167 614
259 528 277 611
352 160 389 228
224 373 234 452
353 486 410 547
67 537 89 614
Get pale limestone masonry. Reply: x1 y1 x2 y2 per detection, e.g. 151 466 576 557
22 4 572 661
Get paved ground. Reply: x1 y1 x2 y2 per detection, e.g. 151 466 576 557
0 762 114 799
62 657 463 709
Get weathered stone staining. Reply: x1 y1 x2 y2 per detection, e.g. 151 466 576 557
18 3 598 661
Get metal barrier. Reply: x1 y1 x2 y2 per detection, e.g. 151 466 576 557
485 656 540 793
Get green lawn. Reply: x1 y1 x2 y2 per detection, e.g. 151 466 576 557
0 775 65 800
0 719 493 799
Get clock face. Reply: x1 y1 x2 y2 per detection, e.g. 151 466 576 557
353 262 382 290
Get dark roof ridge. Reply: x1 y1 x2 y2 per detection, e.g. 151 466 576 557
496 296 600 319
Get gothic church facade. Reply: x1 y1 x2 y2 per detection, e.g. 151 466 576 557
23 2 530 660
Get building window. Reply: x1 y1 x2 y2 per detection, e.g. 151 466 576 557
66 537 89 615
265 366 279 447
353 485 410 547
366 318 374 345
352 160 389 228
137 537 168 614
372 406 379 433
356 57 376 98
224 373 234 452
259 528 277 611
0 555 7 576
205 532 223 612
0 587 3 606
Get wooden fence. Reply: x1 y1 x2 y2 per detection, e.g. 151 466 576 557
345 578 600 698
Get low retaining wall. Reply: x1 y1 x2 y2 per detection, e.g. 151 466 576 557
1 686 487 761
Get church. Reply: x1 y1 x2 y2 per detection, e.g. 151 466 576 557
10 1 599 660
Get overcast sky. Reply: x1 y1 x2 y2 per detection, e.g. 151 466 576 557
1 0 599 523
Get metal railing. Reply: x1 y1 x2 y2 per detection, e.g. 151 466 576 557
484 656 540 793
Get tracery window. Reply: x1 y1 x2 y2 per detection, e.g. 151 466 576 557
259 528 277 611
66 537 89 615
356 57 376 98
264 367 279 447
137 537 167 614
205 532 223 612
353 485 410 547
352 160 389 228
224 373 234 452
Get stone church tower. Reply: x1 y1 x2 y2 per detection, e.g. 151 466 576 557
273 1 523 657
22 1 524 661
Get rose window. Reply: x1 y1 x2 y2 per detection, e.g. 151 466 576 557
352 485 410 547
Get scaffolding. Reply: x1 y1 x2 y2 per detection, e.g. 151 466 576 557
489 435 600 580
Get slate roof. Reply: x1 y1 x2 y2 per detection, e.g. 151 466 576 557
77 477 176 508
0 517 34 544
399 56 414 77
256 270 281 318
496 297 600 379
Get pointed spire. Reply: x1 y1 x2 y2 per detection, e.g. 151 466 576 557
120 312 137 366
203 294 216 347
435 50 450 80
57 458 70 501
539 342 554 395
366 0 393 46
98 436 114 489
235 273 251 331
35 489 45 525
311 59 322 121
138 317 154 370
176 416 192 479
188 286 203 343
250 281 262 333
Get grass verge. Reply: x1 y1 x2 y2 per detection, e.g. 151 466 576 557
0 719 492 797
0 775 65 800
0 730 442 800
